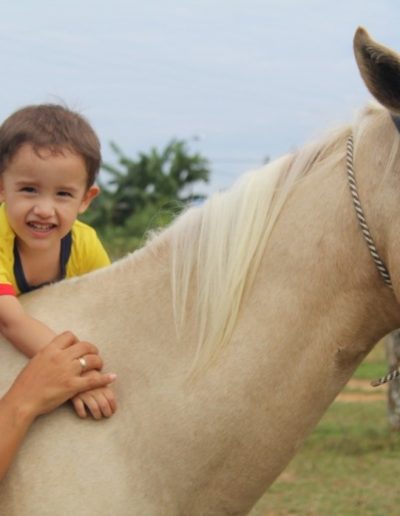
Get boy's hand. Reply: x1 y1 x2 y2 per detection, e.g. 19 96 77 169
71 371 117 419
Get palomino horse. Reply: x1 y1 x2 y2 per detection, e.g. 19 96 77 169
1 27 400 515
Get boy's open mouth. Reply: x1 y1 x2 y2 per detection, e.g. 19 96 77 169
27 222 57 232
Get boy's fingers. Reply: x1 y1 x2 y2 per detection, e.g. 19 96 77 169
84 395 102 420
104 390 117 414
72 397 87 419
97 393 113 418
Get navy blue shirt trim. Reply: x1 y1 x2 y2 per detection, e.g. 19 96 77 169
14 232 73 294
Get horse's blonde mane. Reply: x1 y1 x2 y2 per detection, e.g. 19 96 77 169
144 104 397 372
156 122 357 372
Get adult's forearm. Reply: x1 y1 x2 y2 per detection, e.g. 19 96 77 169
0 333 116 482
0 392 35 481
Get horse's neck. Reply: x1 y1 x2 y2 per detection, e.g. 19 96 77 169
104 159 400 514
167 155 400 513
83 164 400 513
180 157 400 512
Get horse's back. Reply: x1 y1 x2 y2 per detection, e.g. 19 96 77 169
0 404 173 515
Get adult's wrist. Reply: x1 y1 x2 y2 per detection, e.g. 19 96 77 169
1 387 38 429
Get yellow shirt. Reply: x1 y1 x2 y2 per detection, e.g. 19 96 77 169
0 204 110 296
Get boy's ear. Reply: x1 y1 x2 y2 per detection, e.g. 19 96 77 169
78 185 100 214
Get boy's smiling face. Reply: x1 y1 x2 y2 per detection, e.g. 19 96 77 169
0 144 99 253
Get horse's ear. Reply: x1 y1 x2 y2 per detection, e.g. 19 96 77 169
354 27 400 114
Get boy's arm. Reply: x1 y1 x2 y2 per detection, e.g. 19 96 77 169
0 295 56 357
0 333 116 480
0 295 117 419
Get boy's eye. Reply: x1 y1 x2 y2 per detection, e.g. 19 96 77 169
20 186 36 193
57 191 73 197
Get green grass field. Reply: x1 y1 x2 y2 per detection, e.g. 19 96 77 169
250 341 400 516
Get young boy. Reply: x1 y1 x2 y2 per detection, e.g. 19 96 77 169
0 104 116 419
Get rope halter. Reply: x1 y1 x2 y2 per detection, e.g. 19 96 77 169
346 135 393 289
346 135 400 388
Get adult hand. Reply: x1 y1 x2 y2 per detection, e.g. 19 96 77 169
4 331 116 420
0 332 116 482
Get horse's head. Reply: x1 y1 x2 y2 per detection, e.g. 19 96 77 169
352 28 400 302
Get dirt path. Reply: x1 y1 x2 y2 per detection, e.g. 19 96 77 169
335 378 386 402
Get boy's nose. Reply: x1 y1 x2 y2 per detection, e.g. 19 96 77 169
32 201 55 218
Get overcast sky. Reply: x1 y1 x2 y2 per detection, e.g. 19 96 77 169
1 1 400 192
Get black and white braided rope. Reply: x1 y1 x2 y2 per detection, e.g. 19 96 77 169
371 368 400 387
346 135 400 388
346 135 393 289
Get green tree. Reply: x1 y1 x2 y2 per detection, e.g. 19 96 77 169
84 139 210 237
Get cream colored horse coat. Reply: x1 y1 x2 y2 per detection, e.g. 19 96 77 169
2 28 400 515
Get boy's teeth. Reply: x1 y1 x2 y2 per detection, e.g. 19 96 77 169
29 222 54 230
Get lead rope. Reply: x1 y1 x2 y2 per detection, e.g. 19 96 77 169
371 369 400 387
346 136 399 388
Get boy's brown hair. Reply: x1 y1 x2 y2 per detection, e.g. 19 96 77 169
0 104 101 188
